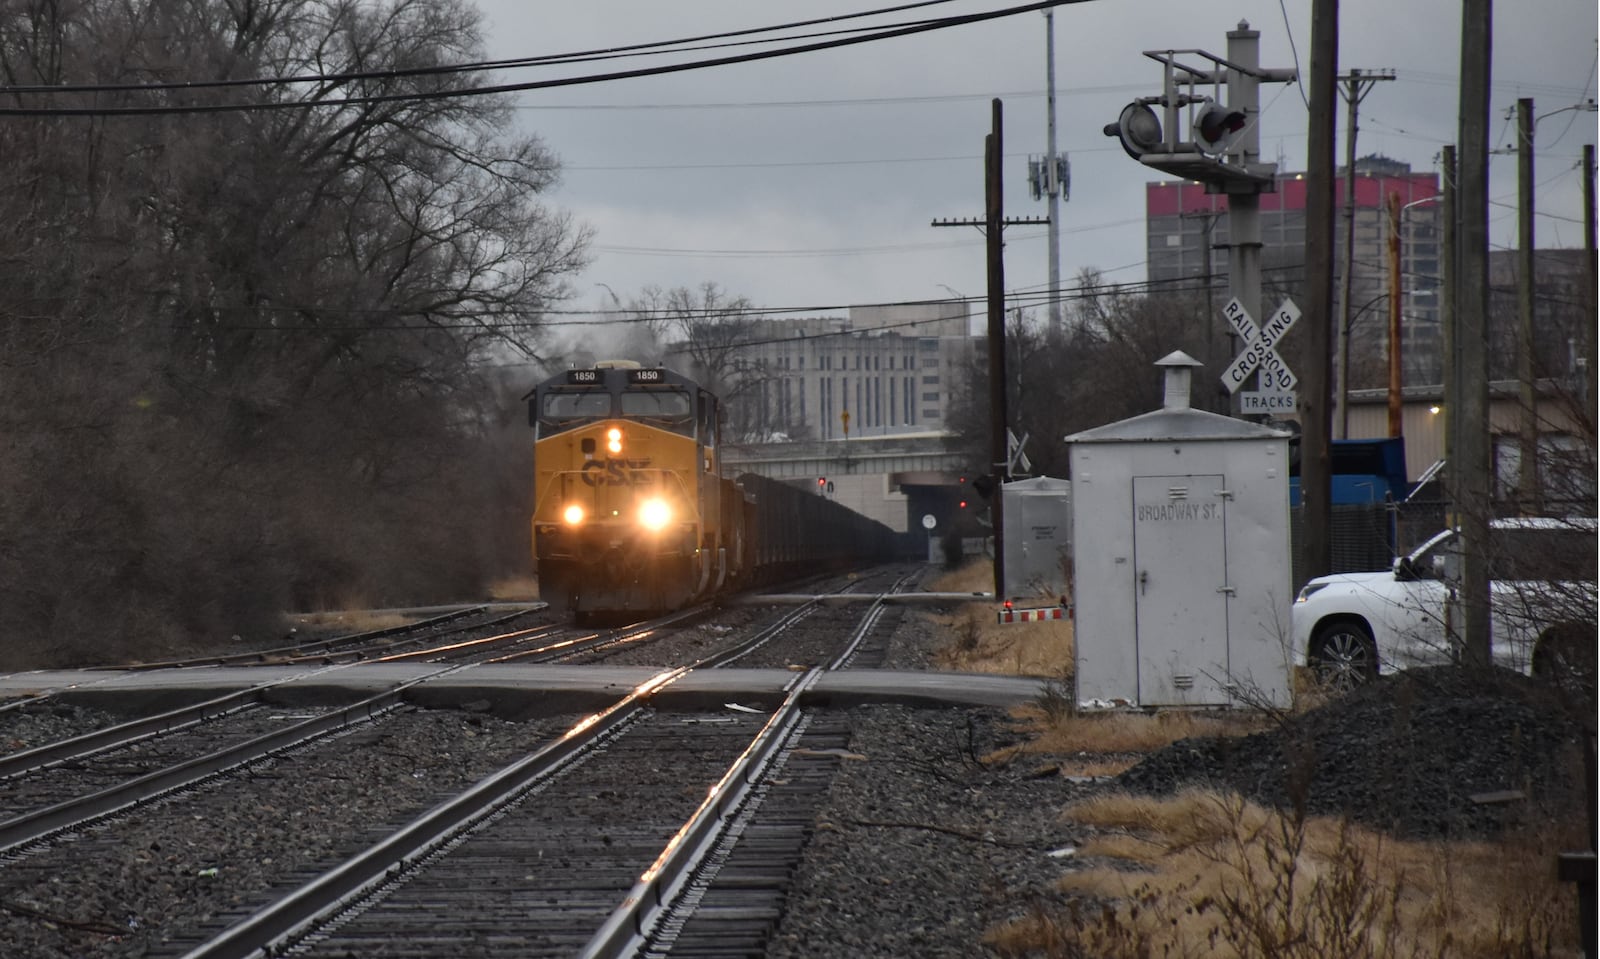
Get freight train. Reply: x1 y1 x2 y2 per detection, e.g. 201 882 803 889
527 361 900 620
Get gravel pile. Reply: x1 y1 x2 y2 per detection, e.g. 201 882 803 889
1116 666 1590 839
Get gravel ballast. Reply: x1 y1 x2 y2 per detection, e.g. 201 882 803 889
0 591 1589 957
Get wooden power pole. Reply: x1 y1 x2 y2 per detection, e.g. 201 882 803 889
1335 68 1395 439
932 100 1045 600
1300 0 1339 581
1516 97 1540 511
986 100 1009 600
1456 0 1494 668
1387 191 1403 437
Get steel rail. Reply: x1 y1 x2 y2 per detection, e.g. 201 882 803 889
0 620 560 780
173 667 692 959
0 646 540 854
100 606 493 670
581 571 915 956
827 569 919 671
174 597 833 958
578 668 824 959
0 686 270 780
0 609 499 719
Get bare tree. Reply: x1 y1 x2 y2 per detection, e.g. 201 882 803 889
0 0 589 666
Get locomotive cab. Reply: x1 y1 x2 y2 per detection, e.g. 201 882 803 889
528 362 730 620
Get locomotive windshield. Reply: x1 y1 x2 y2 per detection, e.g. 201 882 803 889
542 391 612 419
620 389 692 422
537 390 612 437
533 386 696 438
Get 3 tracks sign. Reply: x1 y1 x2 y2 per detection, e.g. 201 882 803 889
1220 297 1300 414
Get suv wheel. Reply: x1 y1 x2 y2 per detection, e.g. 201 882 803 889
1310 621 1377 692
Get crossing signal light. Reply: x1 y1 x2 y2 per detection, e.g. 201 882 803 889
817 477 826 488
959 499 969 509
1194 100 1247 154
970 474 996 500
1104 101 1163 159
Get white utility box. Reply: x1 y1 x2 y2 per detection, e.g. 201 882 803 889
1001 476 1072 603
1065 352 1292 708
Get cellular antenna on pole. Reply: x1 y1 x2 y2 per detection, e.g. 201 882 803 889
1028 8 1069 332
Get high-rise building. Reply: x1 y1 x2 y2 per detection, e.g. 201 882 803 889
1145 155 1443 385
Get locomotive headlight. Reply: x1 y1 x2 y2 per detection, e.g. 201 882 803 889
638 498 672 531
562 504 586 526
606 427 623 455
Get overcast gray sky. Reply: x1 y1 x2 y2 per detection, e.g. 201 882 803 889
472 0 1597 322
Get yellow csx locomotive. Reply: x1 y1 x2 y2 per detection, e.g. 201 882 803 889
528 361 743 619
527 362 903 621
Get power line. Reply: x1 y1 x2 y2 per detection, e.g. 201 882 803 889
512 83 1149 112
591 221 1158 259
565 147 1122 173
0 0 967 98
0 0 1084 117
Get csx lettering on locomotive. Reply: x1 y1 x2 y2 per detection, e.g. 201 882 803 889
581 458 654 487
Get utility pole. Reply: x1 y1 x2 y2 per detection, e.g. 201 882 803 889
1586 143 1597 422
1334 68 1395 439
1456 0 1493 668
932 102 1046 599
1225 22 1266 419
985 100 1010 601
1301 0 1338 581
1516 97 1540 511
1441 145 1458 509
1441 143 1465 671
1387 191 1403 437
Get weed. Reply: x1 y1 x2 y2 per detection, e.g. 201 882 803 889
1016 787 1581 958
1034 674 1076 726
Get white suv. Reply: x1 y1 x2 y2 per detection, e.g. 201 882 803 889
1292 517 1597 690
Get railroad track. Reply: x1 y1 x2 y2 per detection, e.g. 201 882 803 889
0 605 729 856
150 571 918 958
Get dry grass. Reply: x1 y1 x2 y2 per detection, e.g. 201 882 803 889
488 575 541 602
1016 707 1269 756
928 603 1075 678
287 610 416 633
926 558 1071 679
927 557 998 594
985 788 1583 958
924 558 1582 958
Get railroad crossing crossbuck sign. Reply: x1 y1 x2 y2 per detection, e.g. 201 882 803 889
1220 297 1300 414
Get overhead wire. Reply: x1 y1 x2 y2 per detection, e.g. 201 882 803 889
0 0 1085 117
0 0 968 97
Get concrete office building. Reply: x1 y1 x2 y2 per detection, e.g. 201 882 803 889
734 303 980 441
